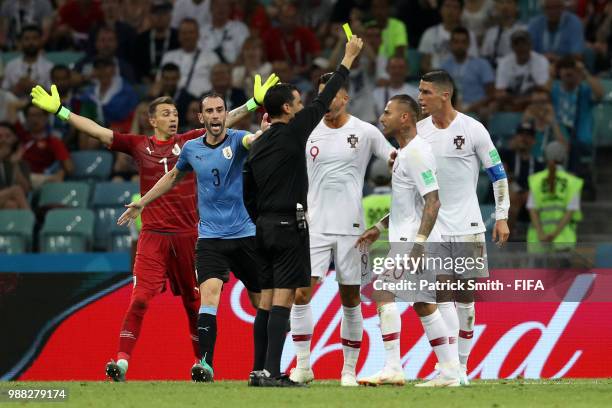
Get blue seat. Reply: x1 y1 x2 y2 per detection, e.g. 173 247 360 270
0 209 35 253
38 182 90 208
487 112 523 146
594 103 612 147
70 150 113 181
406 48 421 79
92 182 138 250
40 209 94 253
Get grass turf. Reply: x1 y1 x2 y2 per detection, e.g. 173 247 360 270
2 379 611 408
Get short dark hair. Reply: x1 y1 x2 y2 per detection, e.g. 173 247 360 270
421 70 455 96
51 64 71 77
451 26 470 40
179 17 199 29
19 24 42 39
318 72 350 93
161 63 180 74
389 94 421 122
148 96 176 116
200 91 226 112
263 83 299 118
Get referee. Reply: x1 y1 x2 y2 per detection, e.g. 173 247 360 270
243 35 363 387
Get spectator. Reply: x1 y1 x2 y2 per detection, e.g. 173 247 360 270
179 99 203 133
528 0 585 61
419 0 480 72
270 59 311 95
0 87 23 124
550 56 603 190
49 65 81 146
122 0 152 33
232 36 273 99
208 63 247 111
369 0 408 59
526 141 583 250
133 1 179 82
17 104 73 190
499 122 544 236
55 0 104 48
262 2 321 75
361 22 393 83
481 0 526 67
91 0 137 62
0 122 30 209
79 57 139 132
160 18 220 101
462 0 495 41
199 0 249 64
2 25 53 99
522 87 567 163
74 26 136 84
0 0 53 50
442 27 495 114
171 0 211 31
373 57 418 120
149 63 182 100
495 30 549 110
397 0 442 48
583 0 612 73
231 0 271 37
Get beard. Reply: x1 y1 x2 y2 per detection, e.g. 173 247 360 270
22 46 39 58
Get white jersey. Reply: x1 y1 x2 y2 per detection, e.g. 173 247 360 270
417 112 500 236
390 136 441 243
306 115 394 235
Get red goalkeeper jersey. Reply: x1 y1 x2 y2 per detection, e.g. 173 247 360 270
110 129 205 233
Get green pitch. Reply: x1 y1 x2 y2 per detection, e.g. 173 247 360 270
3 379 612 408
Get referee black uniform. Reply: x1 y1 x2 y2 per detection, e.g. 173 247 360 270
243 64 350 290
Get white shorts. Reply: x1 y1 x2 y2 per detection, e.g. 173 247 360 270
439 233 489 278
310 232 366 286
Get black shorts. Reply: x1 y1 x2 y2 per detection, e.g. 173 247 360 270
256 214 311 289
195 237 262 293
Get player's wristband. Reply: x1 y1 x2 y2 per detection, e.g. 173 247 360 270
415 234 427 245
55 106 71 121
374 221 386 233
246 98 259 112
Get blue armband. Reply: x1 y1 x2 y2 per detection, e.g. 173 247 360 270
485 163 507 182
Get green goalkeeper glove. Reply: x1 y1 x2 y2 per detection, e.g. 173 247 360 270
246 73 279 111
30 84 71 121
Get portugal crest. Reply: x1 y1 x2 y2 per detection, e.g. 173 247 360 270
222 146 233 159
453 135 465 150
347 134 358 148
172 143 181 156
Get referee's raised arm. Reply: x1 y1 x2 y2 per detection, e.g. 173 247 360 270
287 36 364 145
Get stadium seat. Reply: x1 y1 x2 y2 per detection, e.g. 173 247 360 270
406 48 421 79
594 103 612 147
46 51 85 67
39 209 94 253
599 78 612 102
110 221 132 252
70 150 113 181
487 112 523 146
92 182 138 250
38 182 90 208
0 209 35 253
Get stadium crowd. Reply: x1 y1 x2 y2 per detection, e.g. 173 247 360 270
0 0 610 249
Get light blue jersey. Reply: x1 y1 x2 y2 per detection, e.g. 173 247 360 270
176 128 255 239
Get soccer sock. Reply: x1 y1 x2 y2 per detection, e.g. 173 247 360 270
456 302 475 366
197 305 218 368
340 304 363 375
182 295 201 360
419 309 456 364
264 305 291 377
378 302 401 371
117 291 153 361
253 308 269 371
290 303 313 370
437 302 459 360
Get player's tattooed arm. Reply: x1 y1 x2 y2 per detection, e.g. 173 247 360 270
416 190 441 239
117 167 187 226
226 104 250 128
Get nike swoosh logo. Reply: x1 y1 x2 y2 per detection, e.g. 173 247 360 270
310 139 321 143
198 326 209 332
